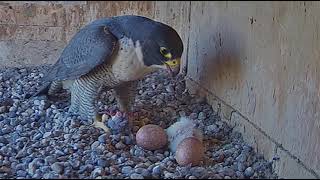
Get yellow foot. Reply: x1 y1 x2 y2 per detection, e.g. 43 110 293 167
92 115 110 134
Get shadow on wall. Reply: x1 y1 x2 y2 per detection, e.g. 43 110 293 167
189 16 245 98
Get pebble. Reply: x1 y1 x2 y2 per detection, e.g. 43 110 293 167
0 106 7 113
130 173 144 179
117 157 126 164
198 112 206 120
123 136 132 145
33 100 41 106
91 141 100 150
43 132 52 138
69 159 80 169
164 171 174 178
191 167 206 178
45 156 57 165
206 124 219 133
0 67 277 179
109 166 119 175
98 134 107 144
155 99 164 106
115 142 126 149
43 172 58 179
16 170 27 177
223 167 235 177
0 137 8 144
50 162 64 174
96 158 108 167
2 127 12 134
121 166 132 174
152 165 162 175
55 149 65 156
237 162 246 172
28 160 37 176
165 85 174 93
236 171 244 178
32 133 42 141
91 167 104 178
15 150 27 159
134 168 149 177
244 167 254 177
236 153 247 162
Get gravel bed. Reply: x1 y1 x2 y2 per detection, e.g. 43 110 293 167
0 65 278 179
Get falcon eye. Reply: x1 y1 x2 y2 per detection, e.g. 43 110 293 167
160 47 172 59
160 47 168 55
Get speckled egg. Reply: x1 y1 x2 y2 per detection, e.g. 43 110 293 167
136 124 168 150
175 137 204 166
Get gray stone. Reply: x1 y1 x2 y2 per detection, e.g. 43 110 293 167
117 156 126 164
244 167 254 177
164 171 174 178
33 100 41 106
115 142 126 149
198 112 206 120
165 85 174 93
98 134 107 144
130 173 144 179
42 132 52 138
134 167 149 177
28 161 37 175
189 176 197 179
32 133 42 141
191 167 206 178
91 141 100 150
236 153 247 163
51 162 64 174
69 159 80 169
0 106 7 113
16 170 27 177
206 124 219 133
223 167 235 177
0 137 8 144
91 167 104 178
237 162 246 172
121 166 133 174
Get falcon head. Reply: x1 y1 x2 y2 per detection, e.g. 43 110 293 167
110 15 184 77
141 22 184 77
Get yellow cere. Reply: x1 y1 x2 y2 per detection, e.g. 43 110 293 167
164 53 172 59
166 58 180 67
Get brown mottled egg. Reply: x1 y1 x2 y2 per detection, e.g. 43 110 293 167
136 124 168 150
175 137 204 166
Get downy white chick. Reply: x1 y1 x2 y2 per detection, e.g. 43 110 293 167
166 116 203 153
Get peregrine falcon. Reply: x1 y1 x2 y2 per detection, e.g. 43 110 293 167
31 15 184 133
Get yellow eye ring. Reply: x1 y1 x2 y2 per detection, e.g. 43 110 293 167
160 47 172 59
160 47 167 55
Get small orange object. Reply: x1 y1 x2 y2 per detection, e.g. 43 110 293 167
175 137 204 166
136 124 168 151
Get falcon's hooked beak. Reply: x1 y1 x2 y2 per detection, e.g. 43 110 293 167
165 58 181 77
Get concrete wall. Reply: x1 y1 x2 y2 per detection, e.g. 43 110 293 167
186 1 320 179
0 1 319 179
0 1 190 72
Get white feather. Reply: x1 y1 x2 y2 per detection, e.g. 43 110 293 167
166 117 203 153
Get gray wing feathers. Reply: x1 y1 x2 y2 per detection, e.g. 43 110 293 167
42 25 118 82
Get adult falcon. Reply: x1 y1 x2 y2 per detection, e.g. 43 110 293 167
31 15 183 133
